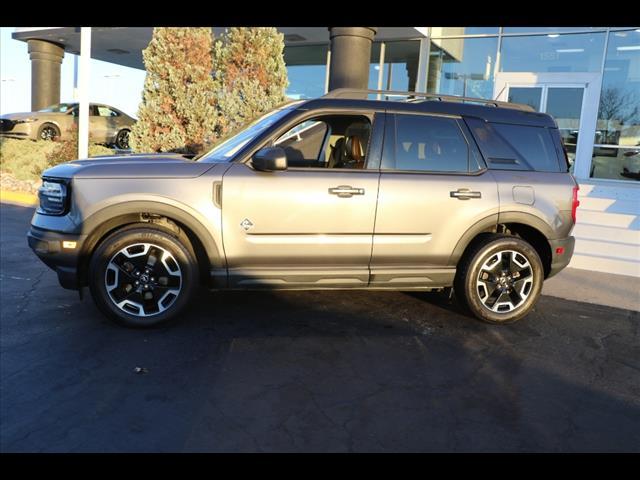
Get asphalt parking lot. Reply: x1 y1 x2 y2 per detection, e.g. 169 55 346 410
1 203 639 452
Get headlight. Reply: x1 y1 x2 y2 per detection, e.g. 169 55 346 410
37 179 69 215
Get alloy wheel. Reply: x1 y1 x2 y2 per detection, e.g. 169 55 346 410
475 250 534 313
116 130 130 149
104 242 182 317
40 126 58 141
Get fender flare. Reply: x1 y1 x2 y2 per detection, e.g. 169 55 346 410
448 211 554 266
448 214 499 266
79 200 224 271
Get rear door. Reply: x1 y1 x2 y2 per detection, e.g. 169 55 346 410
369 112 500 287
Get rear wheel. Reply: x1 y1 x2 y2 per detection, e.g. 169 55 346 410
454 235 544 324
114 129 130 149
88 226 197 328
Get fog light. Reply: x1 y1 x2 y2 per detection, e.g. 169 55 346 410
62 241 77 249
556 247 565 255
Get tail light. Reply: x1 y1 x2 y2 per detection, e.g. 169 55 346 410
571 185 580 223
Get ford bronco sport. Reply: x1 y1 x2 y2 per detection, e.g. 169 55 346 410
27 88 578 328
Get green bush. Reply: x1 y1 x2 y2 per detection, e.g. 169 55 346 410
0 138 114 182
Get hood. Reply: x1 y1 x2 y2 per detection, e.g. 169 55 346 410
42 153 217 180
1 111 49 120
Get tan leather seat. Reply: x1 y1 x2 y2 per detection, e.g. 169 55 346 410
345 135 365 169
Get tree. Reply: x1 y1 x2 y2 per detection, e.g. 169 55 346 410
212 27 289 138
598 87 640 144
130 28 218 154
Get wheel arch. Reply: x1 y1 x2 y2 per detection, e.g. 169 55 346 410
77 201 225 288
450 212 553 278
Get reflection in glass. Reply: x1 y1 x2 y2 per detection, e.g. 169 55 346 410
546 87 584 168
594 30 640 148
500 32 605 72
284 44 328 99
590 146 640 180
508 87 543 110
368 41 421 92
428 36 498 99
502 27 606 34
430 27 499 36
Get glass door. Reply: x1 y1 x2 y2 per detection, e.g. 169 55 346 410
494 72 601 180
507 85 585 170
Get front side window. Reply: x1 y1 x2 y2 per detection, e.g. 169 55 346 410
386 114 470 172
273 115 373 169
38 103 76 113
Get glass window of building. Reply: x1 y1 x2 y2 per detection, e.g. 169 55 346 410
502 27 606 34
284 44 328 99
430 27 499 36
427 36 498 99
591 29 640 181
368 41 421 93
500 33 606 73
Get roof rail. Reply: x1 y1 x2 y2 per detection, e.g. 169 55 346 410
322 88 535 112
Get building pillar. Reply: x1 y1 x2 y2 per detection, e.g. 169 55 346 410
27 39 64 111
328 27 377 92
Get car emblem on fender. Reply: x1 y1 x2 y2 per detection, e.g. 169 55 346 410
240 218 254 231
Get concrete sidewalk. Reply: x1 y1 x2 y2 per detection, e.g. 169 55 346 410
542 267 640 312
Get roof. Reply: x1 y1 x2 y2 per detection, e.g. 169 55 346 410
298 89 557 128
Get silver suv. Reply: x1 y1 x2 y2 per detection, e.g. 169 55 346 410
27 89 578 328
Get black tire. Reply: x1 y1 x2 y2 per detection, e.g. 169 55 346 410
88 226 197 328
37 123 60 141
114 129 130 150
454 234 544 324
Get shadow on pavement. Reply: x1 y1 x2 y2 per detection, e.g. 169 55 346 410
1 203 639 452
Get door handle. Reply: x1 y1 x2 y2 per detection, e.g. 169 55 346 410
329 185 365 198
450 189 482 200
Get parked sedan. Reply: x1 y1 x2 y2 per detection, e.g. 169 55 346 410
0 103 135 149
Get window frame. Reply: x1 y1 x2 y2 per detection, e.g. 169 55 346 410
274 118 332 166
236 107 386 173
382 111 487 176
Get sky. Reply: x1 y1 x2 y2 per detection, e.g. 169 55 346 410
0 27 146 117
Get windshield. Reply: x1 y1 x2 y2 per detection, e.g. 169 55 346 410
197 102 300 162
38 103 77 113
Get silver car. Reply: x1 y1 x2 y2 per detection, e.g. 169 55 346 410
0 102 135 149
27 89 578 328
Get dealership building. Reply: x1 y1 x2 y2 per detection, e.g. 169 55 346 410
12 27 640 276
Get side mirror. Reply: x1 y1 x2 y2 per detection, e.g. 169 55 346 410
252 147 287 172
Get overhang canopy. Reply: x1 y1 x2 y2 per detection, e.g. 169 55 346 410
13 27 427 70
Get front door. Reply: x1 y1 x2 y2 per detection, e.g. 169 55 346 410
494 72 601 179
221 112 384 288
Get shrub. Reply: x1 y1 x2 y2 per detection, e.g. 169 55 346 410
130 28 218 155
0 136 114 183
212 27 289 138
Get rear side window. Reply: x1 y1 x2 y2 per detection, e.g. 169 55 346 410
493 124 561 172
386 114 470 172
466 118 562 172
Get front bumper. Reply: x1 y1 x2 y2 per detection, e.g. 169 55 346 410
0 122 36 140
547 236 575 278
27 226 87 289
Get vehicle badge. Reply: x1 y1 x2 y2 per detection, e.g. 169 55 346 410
240 218 254 231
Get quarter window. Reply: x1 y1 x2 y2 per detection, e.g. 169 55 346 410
387 114 470 172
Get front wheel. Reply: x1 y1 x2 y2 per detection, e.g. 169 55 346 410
88 226 197 328
454 235 544 324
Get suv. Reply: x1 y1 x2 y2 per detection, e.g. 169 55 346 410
27 89 578 328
